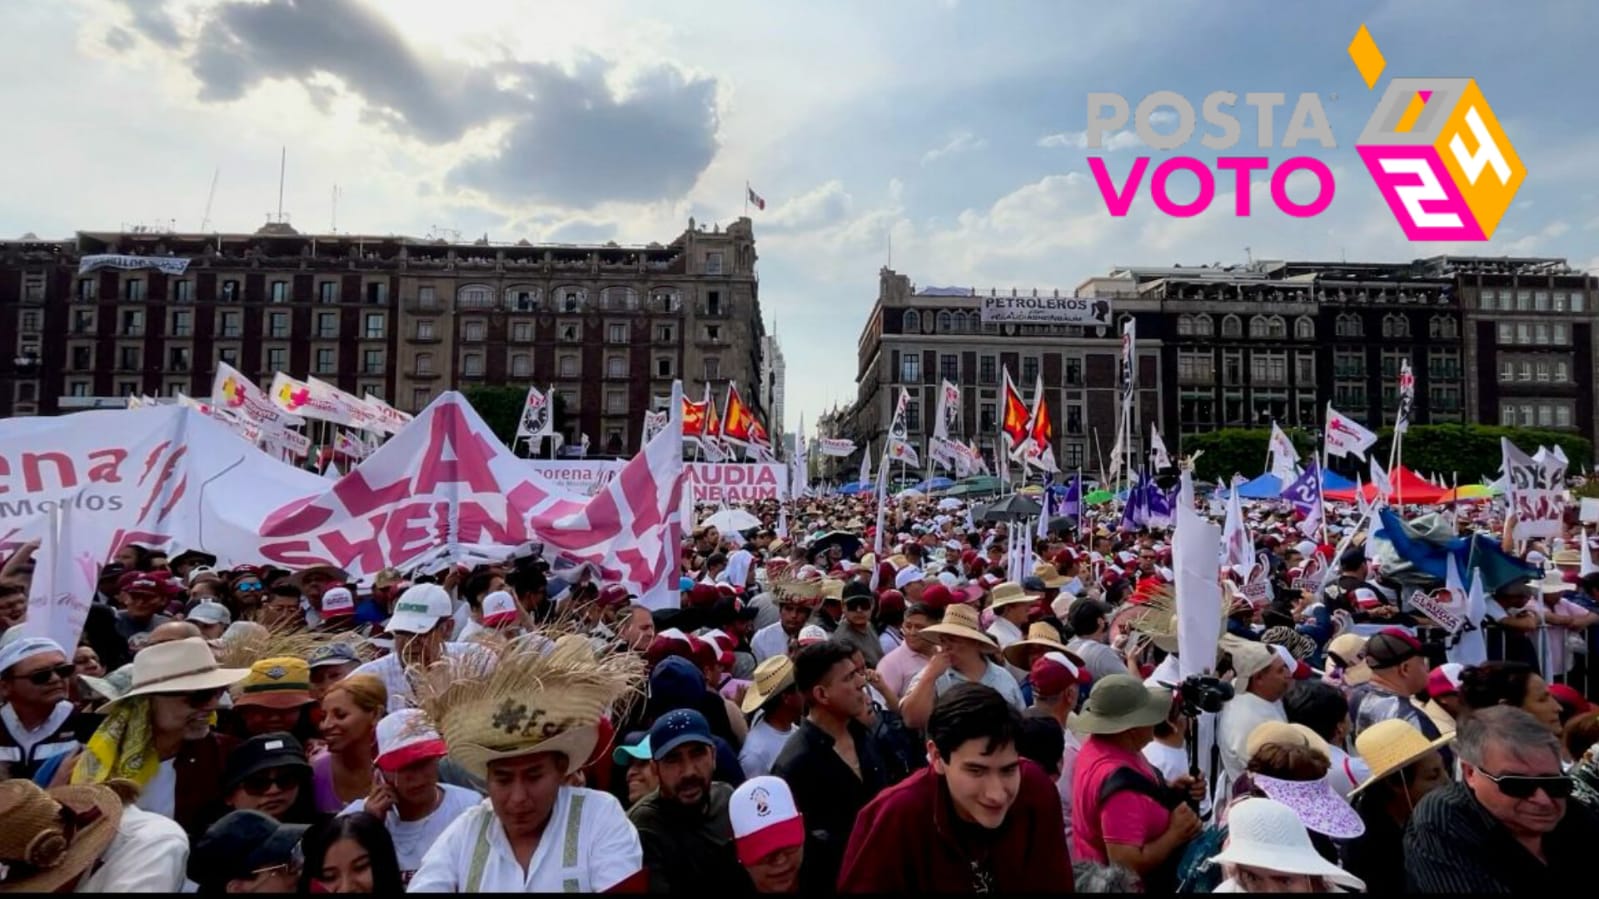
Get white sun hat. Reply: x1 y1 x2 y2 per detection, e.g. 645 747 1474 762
1206 797 1365 890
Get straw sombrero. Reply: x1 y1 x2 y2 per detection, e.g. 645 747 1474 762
1123 583 1227 655
920 604 1000 654
1348 718 1455 796
1031 562 1068 590
769 566 823 605
0 780 127 893
741 655 797 715
1001 621 1086 670
987 582 1038 610
415 632 644 779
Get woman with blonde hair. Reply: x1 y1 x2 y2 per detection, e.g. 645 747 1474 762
311 673 386 814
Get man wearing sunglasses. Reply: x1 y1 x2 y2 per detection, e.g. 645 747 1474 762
1406 705 1599 892
0 636 85 780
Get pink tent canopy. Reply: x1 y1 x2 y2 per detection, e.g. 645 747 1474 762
1323 465 1449 505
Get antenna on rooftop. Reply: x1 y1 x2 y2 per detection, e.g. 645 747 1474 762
276 147 286 223
200 167 219 232
331 184 340 233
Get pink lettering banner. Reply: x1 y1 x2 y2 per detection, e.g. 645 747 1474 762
524 460 788 501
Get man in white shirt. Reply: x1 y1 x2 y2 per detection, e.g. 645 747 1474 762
751 584 818 663
409 633 645 892
1216 641 1292 801
984 582 1036 649
340 709 481 881
737 655 801 778
0 637 83 781
0 779 189 893
349 584 490 712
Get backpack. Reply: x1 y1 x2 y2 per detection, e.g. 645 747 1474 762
1174 823 1228 893
1095 767 1189 894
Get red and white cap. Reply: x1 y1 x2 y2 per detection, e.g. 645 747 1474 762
481 590 519 627
730 775 805 865
797 625 829 647
320 586 355 619
1268 643 1315 680
375 708 448 773
1351 588 1382 610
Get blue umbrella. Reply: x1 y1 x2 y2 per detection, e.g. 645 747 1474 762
917 476 956 491
837 481 871 495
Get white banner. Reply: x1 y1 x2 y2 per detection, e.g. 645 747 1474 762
979 295 1111 325
1503 438 1566 540
77 254 190 276
363 393 413 435
817 438 857 457
1408 588 1464 634
1326 404 1378 459
269 373 360 427
525 460 788 502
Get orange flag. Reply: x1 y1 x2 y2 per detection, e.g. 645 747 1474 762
721 384 757 443
682 395 707 436
1000 370 1031 449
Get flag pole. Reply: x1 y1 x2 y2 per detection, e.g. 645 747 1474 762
1318 403 1330 547
744 181 749 216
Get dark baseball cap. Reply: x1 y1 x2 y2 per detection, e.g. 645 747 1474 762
1365 628 1423 669
222 732 311 793
189 810 307 888
649 708 714 760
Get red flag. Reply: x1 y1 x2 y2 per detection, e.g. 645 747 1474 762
720 384 757 444
747 186 766 211
1000 371 1030 449
682 396 707 436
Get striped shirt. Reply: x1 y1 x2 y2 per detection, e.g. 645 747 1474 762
1404 781 1599 893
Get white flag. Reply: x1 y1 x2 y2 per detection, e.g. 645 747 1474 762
642 410 669 446
1324 404 1378 459
885 387 919 465
858 443 871 486
21 500 99 654
213 361 303 429
1394 358 1416 437
1583 529 1598 578
1173 470 1224 681
1369 457 1393 498
1267 422 1298 481
516 385 555 440
1149 424 1171 470
1222 479 1253 579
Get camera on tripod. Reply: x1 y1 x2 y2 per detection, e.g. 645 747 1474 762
1178 674 1234 717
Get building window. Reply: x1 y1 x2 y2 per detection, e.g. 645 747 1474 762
656 324 676 343
418 286 438 308
268 312 289 338
15 382 35 403
415 353 434 375
901 354 921 383
68 381 89 397
704 357 721 380
1065 402 1083 434
651 290 681 313
606 355 627 378
269 281 288 303
979 403 996 432
219 346 239 366
1535 322 1550 344
18 310 39 333
940 354 959 381
508 288 539 312
1193 314 1213 337
602 287 638 310
117 345 140 371
168 347 191 370
463 354 484 377
220 279 239 302
1556 360 1570 382
906 400 921 433
936 311 952 332
318 312 338 339
705 252 724 275
75 279 97 301
464 321 486 342
364 313 384 339
71 346 93 370
1178 351 1212 383
1499 359 1514 382
1021 357 1039 385
559 355 578 378
1177 315 1193 337
1517 360 1532 382
606 390 626 414
561 289 585 313
1221 315 1242 339
978 355 996 385
560 322 581 342
1534 290 1550 312
1223 351 1243 385
511 354 531 377
608 323 628 344
123 278 146 301
704 324 722 342
1573 292 1588 313
1065 357 1082 386
315 348 335 373
1381 313 1410 338
173 280 193 303
509 321 532 342
656 357 673 378
1294 316 1315 340
71 309 94 334
903 310 921 333
365 282 388 305
1249 352 1287 385
1516 322 1531 343
172 310 192 337
1335 313 1362 338
1557 405 1573 428
413 389 431 409
117 381 138 397
415 320 436 341
705 290 721 315
319 282 338 303
1520 404 1535 427
459 285 494 310
266 347 287 371
1295 352 1315 385
1552 322 1569 344
121 309 144 336
363 349 384 374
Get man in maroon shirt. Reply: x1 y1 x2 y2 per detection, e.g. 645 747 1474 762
836 682 1075 893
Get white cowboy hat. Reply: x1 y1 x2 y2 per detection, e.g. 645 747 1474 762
920 604 1000 654
1207 797 1364 890
113 637 248 704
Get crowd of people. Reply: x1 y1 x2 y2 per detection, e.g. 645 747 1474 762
0 484 1596 893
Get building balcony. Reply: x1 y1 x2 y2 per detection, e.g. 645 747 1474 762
696 304 729 318
404 298 444 314
410 333 441 344
411 370 442 380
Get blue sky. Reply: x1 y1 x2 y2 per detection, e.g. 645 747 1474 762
3 0 1596 434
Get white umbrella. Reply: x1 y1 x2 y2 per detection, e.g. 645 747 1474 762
894 487 925 499
937 497 964 511
700 508 761 532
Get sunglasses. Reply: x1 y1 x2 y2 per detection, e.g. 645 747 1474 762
1478 770 1574 799
170 686 226 708
235 580 263 591
10 664 75 686
241 769 302 796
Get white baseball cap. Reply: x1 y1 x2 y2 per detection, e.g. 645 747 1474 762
481 590 519 627
797 625 829 646
321 586 355 619
894 567 922 590
729 775 805 865
386 584 454 635
187 600 232 628
375 708 448 773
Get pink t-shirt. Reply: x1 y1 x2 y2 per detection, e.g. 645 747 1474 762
1070 736 1172 865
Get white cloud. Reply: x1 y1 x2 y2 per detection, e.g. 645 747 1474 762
765 179 852 231
1037 129 1142 151
921 130 986 165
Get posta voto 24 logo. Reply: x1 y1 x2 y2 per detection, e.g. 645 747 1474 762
1084 24 1525 240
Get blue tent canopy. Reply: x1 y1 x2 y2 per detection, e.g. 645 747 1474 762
916 476 956 491
1219 469 1356 500
837 481 871 495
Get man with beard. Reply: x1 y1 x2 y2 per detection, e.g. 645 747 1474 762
627 709 752 892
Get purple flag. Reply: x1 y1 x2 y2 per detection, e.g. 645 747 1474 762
1281 461 1321 517
1120 471 1149 531
1060 473 1082 521
1146 479 1176 529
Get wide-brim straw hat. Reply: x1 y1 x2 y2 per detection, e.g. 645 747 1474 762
416 632 644 780
920 604 1000 654
741 655 797 715
288 564 351 590
1001 621 1085 670
987 581 1038 610
1070 674 1173 736
113 637 249 704
1031 562 1068 589
0 780 126 893
1348 718 1455 796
